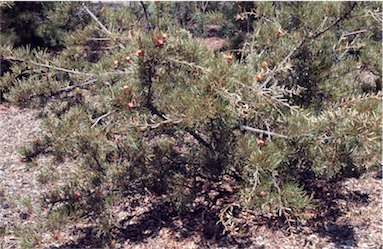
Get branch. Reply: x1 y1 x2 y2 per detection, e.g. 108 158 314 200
4 57 94 76
140 1 152 30
146 101 214 151
166 57 210 72
338 33 361 61
82 4 125 49
92 111 113 128
342 29 368 37
58 78 98 92
83 4 111 35
240 125 288 139
368 10 383 23
219 203 241 235
131 117 188 129
264 121 272 142
329 141 338 170
260 37 306 89
185 127 214 151
86 37 112 41
259 3 357 89
312 2 357 39
28 78 99 101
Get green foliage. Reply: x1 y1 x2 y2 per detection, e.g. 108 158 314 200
1 1 381 244
0 2 90 49
13 226 41 249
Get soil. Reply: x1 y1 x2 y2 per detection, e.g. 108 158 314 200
0 101 382 249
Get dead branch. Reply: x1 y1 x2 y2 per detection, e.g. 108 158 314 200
92 111 113 128
58 78 98 92
342 29 368 37
4 57 94 76
131 117 188 129
240 125 288 139
83 4 111 35
82 4 125 49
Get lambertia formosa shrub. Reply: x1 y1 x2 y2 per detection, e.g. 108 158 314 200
0 1 381 246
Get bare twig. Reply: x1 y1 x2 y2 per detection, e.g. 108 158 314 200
219 203 241 235
58 78 98 92
28 77 98 100
312 2 357 39
83 4 111 35
166 57 210 72
240 125 288 139
200 1 209 13
92 111 113 128
335 45 363 52
4 57 94 76
82 4 125 49
103 71 133 76
368 10 383 22
339 34 361 60
241 11 275 26
86 37 112 41
318 16 328 31
342 29 368 37
130 117 188 129
264 121 272 142
146 100 213 151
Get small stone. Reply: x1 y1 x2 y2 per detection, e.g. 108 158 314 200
220 183 233 193
20 212 28 219
208 190 219 200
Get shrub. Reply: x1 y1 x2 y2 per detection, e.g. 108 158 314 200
0 2 381 246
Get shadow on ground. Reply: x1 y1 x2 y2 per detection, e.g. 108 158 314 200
303 178 373 248
56 174 374 249
57 196 257 249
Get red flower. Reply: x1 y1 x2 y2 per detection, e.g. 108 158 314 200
115 135 121 143
258 139 265 147
53 230 59 240
74 191 81 199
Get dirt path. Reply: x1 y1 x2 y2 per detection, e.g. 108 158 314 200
0 102 381 249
